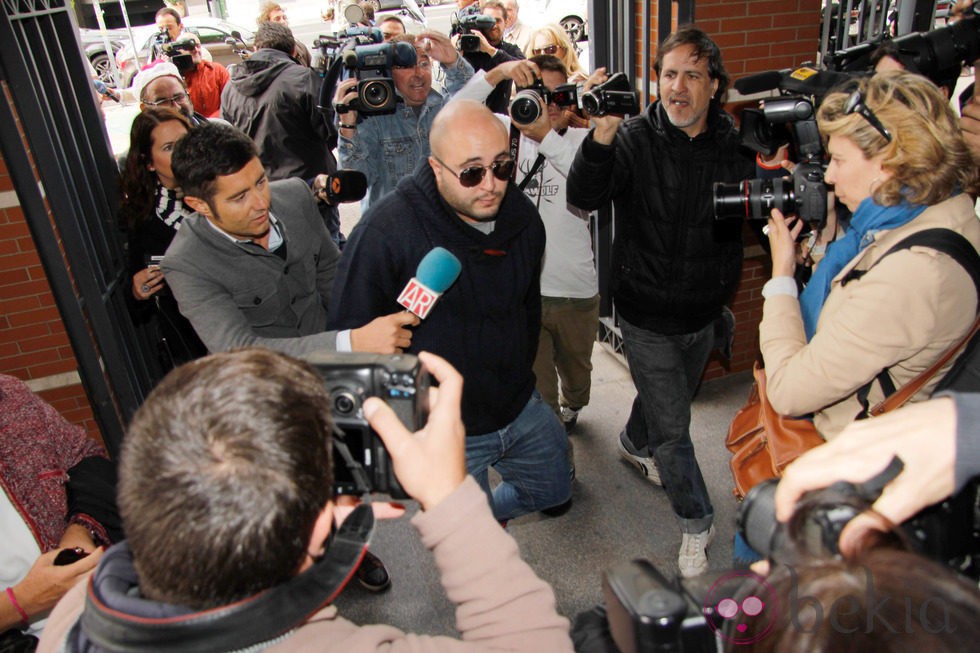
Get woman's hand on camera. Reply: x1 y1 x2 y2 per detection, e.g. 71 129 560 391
364 352 466 511
767 208 803 278
132 266 164 301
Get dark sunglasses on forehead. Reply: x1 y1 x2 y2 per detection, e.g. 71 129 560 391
844 89 892 143
433 155 515 187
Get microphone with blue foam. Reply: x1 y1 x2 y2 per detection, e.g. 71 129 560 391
396 247 462 320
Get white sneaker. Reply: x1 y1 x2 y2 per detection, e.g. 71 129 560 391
560 406 580 431
617 432 662 486
678 525 715 578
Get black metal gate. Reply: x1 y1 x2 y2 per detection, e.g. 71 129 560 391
0 0 158 457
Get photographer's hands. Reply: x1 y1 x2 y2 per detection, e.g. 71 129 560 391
364 352 467 511
417 31 459 66
334 78 359 132
584 68 621 144
766 208 804 278
775 397 957 555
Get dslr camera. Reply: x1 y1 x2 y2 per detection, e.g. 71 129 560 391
306 352 430 500
450 13 497 53
580 72 640 117
509 78 579 125
713 96 827 224
337 38 417 115
600 457 980 651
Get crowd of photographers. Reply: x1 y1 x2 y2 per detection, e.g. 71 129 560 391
9 0 980 651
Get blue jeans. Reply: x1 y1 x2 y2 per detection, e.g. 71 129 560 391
465 391 572 522
619 317 714 534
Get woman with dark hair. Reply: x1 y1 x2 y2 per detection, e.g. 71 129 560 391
761 71 980 439
120 107 206 370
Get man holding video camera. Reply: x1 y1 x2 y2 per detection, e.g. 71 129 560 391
174 34 229 119
455 0 525 115
334 31 474 208
37 349 574 652
567 26 755 578
221 22 347 247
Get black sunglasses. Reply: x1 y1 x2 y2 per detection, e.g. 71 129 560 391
845 89 892 143
433 155 515 187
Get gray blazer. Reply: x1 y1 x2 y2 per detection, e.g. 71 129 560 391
162 178 341 356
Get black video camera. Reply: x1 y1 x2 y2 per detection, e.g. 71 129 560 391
580 72 640 117
509 78 579 125
306 352 430 500
714 95 828 224
337 39 417 115
451 13 497 53
161 39 198 74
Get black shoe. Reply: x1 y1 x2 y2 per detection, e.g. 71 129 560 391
357 550 392 593
541 496 573 517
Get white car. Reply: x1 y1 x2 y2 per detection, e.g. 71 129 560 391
523 0 588 42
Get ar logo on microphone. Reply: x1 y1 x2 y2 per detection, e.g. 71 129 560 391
397 278 440 319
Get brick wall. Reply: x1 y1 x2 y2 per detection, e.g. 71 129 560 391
635 0 822 380
0 149 100 438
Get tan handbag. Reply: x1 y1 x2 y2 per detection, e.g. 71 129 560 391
724 362 824 500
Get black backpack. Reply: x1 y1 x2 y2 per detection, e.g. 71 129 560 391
842 227 980 577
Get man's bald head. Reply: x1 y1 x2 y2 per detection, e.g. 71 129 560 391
430 100 507 160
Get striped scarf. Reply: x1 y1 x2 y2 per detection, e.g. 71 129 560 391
154 185 195 230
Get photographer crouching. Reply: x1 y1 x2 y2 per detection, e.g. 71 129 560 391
37 349 573 652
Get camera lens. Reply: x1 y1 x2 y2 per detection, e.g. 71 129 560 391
749 178 794 220
713 181 750 220
580 90 602 116
510 90 543 125
738 479 781 558
713 179 796 221
360 80 391 110
333 390 358 416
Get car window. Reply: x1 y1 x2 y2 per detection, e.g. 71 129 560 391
188 27 226 46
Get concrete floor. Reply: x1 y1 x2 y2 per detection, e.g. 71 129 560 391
334 343 754 637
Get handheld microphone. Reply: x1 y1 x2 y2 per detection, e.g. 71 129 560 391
93 79 120 102
321 170 367 204
396 247 462 319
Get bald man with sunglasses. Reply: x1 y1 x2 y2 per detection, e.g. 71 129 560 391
328 100 572 523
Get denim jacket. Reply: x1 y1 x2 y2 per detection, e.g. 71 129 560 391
337 55 474 209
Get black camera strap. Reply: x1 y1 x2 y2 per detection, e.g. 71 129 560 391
508 123 521 182
509 124 546 192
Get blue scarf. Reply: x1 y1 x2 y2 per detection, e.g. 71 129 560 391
799 196 927 340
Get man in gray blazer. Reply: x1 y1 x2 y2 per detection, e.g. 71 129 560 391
162 122 418 359
162 122 414 592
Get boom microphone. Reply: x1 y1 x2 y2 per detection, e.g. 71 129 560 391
733 70 784 95
324 170 367 204
396 247 462 319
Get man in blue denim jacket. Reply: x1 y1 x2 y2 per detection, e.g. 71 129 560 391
334 31 474 209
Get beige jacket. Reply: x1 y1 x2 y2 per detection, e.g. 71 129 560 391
761 193 980 439
38 478 573 652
